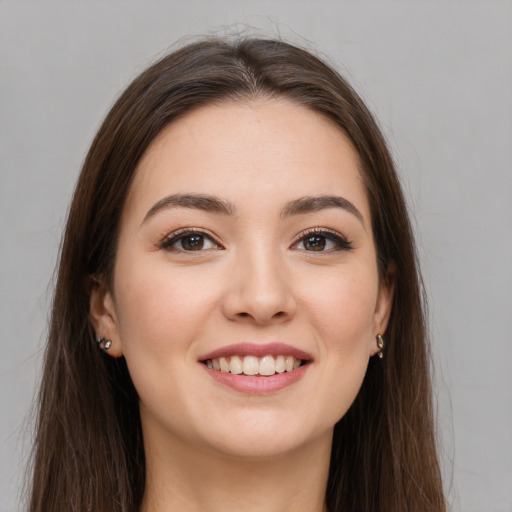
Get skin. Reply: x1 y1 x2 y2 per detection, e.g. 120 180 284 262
90 99 394 512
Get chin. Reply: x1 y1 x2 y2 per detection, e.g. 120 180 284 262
192 410 333 461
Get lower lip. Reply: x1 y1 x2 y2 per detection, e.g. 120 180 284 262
201 364 310 394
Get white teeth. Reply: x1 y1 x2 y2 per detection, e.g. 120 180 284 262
205 355 304 376
229 355 243 375
219 357 229 372
243 355 259 375
275 355 285 373
259 355 276 376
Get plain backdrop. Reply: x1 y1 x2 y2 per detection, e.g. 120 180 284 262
1 1 511 511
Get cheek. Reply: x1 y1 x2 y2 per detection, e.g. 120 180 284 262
300 265 378 351
111 256 222 434
296 265 378 422
112 254 219 359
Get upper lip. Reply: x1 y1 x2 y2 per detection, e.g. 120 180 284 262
199 342 313 362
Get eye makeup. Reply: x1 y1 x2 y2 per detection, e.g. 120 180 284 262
159 228 223 252
291 227 353 252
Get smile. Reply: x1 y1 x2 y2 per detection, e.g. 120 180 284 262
199 342 313 393
204 355 304 376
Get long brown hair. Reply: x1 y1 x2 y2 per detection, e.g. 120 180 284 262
29 38 446 511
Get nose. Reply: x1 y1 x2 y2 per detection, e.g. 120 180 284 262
221 249 296 325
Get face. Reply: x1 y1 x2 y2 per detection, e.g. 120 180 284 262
91 99 393 459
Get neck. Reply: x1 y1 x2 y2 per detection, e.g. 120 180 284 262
139 428 332 512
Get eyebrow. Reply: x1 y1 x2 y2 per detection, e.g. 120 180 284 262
141 193 236 225
281 195 365 226
142 193 365 227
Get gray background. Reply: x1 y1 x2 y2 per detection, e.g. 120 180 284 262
1 1 511 511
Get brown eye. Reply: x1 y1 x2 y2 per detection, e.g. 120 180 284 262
303 235 327 251
180 235 205 251
291 229 353 252
161 231 220 252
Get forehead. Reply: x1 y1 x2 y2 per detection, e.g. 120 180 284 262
125 98 369 222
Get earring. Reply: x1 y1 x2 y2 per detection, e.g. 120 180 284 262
96 337 112 352
376 334 384 359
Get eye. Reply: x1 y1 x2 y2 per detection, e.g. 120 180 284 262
291 229 353 252
160 229 222 252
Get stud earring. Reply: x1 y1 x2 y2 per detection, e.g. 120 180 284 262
376 334 384 359
96 337 112 352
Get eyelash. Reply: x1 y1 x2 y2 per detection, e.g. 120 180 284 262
291 228 353 253
160 227 352 254
159 228 223 252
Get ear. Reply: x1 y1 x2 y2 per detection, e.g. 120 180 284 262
370 263 395 356
89 277 123 358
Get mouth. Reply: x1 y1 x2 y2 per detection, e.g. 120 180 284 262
198 343 313 392
201 354 308 376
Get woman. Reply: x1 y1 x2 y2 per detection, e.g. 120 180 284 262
29 37 446 511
